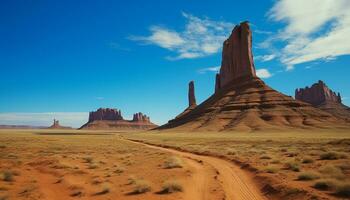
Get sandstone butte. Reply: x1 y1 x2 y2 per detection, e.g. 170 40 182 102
48 119 72 129
157 21 349 131
296 81 350 121
80 108 157 130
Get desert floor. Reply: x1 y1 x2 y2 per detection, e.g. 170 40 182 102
0 129 349 200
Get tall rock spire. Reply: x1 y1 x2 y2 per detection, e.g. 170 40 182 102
188 81 196 107
215 73 221 93
219 21 256 89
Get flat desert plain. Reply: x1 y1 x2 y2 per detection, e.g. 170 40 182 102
1 129 349 200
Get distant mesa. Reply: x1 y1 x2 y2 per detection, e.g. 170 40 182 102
157 21 348 131
48 119 72 129
80 108 157 130
296 81 350 121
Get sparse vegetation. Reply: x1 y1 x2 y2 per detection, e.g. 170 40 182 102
297 171 319 181
260 155 271 159
164 156 183 169
161 180 183 193
263 166 278 173
95 185 110 195
334 182 350 197
301 157 314 164
319 165 345 180
284 161 300 172
320 152 347 160
314 179 335 190
0 171 13 182
132 180 151 194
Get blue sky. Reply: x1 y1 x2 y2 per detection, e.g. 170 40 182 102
1 0 349 127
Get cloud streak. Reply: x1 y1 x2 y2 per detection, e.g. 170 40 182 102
198 66 220 74
267 0 350 70
130 12 234 60
256 69 273 78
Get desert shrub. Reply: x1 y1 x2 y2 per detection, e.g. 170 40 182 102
320 152 346 160
0 171 13 182
127 175 137 185
83 157 93 163
95 185 110 195
334 182 350 197
132 180 151 194
0 196 8 200
314 179 335 190
270 159 280 164
319 165 345 180
88 163 98 169
164 157 183 169
260 155 271 159
297 172 319 181
302 157 314 164
114 166 125 174
263 166 278 173
284 188 303 196
284 161 300 172
161 180 183 193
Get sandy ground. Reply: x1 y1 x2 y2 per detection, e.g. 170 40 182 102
127 139 266 200
0 129 265 200
1 129 349 200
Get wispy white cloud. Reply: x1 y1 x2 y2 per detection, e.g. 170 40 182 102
95 97 105 100
255 54 276 62
197 66 220 74
267 0 350 69
130 12 234 60
256 68 273 78
0 112 88 128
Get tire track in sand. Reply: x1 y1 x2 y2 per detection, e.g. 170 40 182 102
126 139 267 200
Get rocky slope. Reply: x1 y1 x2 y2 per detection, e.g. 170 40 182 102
157 22 348 131
296 81 350 120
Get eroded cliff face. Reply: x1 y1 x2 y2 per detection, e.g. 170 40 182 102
132 112 150 122
188 81 197 107
296 81 349 120
82 108 157 130
157 22 347 131
219 22 256 89
295 80 342 106
88 108 123 122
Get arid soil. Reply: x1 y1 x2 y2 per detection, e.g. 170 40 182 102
125 130 350 200
1 129 349 200
0 129 264 200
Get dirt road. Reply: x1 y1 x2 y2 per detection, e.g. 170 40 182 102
127 139 267 200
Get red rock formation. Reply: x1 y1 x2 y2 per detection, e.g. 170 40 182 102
81 108 157 130
219 21 256 88
48 119 72 129
215 73 221 93
188 81 197 107
133 112 150 122
295 80 342 106
157 22 347 131
296 81 350 120
88 108 123 122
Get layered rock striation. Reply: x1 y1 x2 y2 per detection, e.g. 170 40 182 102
157 21 347 131
296 81 350 120
81 108 157 130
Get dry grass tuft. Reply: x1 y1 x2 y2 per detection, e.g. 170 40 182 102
263 166 278 173
161 180 183 193
297 171 319 181
164 156 183 169
320 152 347 160
319 165 345 180
132 180 151 194
284 161 300 172
0 171 13 182
301 157 314 164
